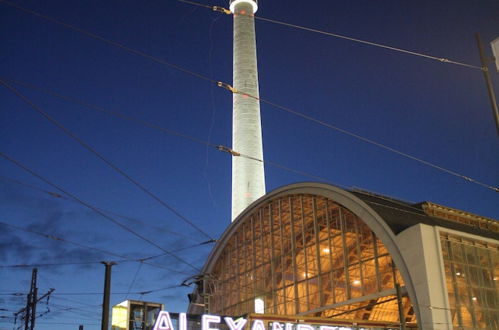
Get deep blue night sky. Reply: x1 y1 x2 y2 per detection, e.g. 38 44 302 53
1 0 498 329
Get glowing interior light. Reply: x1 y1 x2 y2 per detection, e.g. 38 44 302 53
456 272 461 276
322 248 330 253
472 297 478 301
352 280 361 286
254 297 265 314
494 276 498 281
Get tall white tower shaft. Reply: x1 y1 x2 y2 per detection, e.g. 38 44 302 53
230 0 265 221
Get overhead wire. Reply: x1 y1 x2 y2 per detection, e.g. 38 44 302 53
171 0 483 70
174 0 212 10
0 261 105 269
124 262 143 300
0 98 207 273
0 175 205 242
52 284 181 295
0 0 216 84
0 217 193 275
1 283 184 298
204 14 223 209
252 16 482 70
1 78 336 186
49 303 98 317
137 240 215 262
0 176 217 258
0 176 216 266
0 1 494 193
51 296 101 311
5 76 496 193
0 79 215 242
0 177 217 259
0 219 192 275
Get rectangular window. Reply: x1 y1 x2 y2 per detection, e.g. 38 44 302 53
440 233 499 329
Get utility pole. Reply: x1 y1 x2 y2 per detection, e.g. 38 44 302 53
13 269 54 330
100 261 116 330
476 33 499 136
24 268 36 330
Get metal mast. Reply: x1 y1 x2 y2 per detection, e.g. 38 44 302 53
230 0 265 221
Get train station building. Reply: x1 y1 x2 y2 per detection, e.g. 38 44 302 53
188 183 498 329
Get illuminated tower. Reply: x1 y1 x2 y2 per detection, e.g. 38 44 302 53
230 0 265 221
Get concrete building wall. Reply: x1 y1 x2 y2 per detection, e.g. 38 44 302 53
396 224 453 330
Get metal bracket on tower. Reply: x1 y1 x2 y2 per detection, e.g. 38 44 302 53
217 145 241 157
212 6 231 14
217 81 238 94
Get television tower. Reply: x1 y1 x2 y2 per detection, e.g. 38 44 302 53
230 0 266 221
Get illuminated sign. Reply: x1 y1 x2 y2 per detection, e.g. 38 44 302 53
152 311 353 330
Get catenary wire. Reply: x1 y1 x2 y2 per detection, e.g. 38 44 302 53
0 0 216 84
0 176 216 253
0 176 217 255
243 93 499 193
6 76 496 193
0 220 192 275
252 16 482 70
1 4 496 191
175 0 212 10
52 296 102 309
0 175 215 263
0 261 105 268
172 0 482 70
0 175 205 242
137 240 215 262
0 80 214 242
2 78 332 186
52 284 181 295
124 262 143 300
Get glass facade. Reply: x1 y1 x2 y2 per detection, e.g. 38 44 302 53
207 194 415 325
440 233 499 329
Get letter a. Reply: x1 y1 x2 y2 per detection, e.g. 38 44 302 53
153 311 174 330
251 320 266 330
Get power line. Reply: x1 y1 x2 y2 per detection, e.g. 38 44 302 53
2 3 496 192
0 177 217 263
51 296 101 309
0 261 104 269
0 0 494 194
172 0 482 70
0 0 216 84
137 240 215 262
2 78 332 186
124 262 143 301
0 175 204 242
0 220 192 275
5 78 496 196
1 155 202 274
0 177 216 263
52 284 181 296
0 79 214 242
225 87 499 193
252 16 482 70
2 285 182 297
